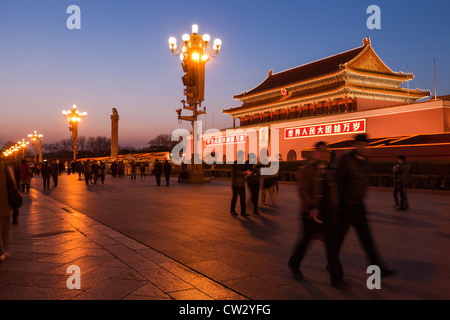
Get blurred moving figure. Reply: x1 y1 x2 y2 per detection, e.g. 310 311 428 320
288 141 343 288
392 155 410 211
335 134 396 279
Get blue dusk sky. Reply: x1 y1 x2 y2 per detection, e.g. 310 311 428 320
1 0 449 149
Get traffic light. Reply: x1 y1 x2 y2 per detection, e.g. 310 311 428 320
196 61 205 102
181 60 197 105
181 60 194 86
181 59 206 105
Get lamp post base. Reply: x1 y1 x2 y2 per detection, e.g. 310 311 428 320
185 164 210 183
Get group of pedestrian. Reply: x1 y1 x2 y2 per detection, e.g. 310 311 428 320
153 159 172 186
103 159 173 186
288 134 397 289
230 151 278 216
53 158 172 187
40 160 55 189
110 161 125 178
80 160 106 185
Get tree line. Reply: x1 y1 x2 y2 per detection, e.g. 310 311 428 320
3 133 178 160
43 136 112 158
43 133 177 158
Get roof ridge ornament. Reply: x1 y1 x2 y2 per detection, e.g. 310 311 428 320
363 37 371 46
268 69 273 77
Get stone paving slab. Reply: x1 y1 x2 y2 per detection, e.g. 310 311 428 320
0 188 247 300
1 173 449 301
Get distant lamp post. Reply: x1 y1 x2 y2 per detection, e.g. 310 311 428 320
3 147 13 161
18 139 29 160
62 105 87 161
27 131 43 163
12 144 20 162
168 24 221 182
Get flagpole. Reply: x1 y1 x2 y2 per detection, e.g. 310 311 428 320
434 58 437 100
407 65 409 104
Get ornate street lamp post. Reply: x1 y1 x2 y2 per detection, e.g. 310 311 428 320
28 130 43 163
62 105 87 161
168 24 222 182
18 139 29 160
3 147 13 163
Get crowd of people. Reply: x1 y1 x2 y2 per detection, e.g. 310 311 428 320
5 158 175 191
230 151 279 217
229 134 402 289
1 139 408 286
287 134 398 289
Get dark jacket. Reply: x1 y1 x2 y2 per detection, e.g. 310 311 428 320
336 150 370 207
393 162 410 185
164 162 172 175
154 161 163 176
50 163 59 177
297 162 339 222
231 162 247 187
20 163 31 181
91 163 99 174
41 163 51 178
245 162 261 183
13 164 21 188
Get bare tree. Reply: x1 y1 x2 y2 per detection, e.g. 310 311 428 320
78 136 87 152
147 134 177 152
42 136 110 157
87 136 110 155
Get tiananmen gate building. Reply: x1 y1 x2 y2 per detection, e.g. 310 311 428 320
198 37 450 162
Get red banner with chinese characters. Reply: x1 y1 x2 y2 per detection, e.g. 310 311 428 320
205 134 247 146
284 119 366 139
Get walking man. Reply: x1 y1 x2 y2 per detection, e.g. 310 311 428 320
230 151 248 216
99 161 106 184
245 153 262 216
164 160 172 186
41 161 51 191
140 162 146 178
84 160 92 185
50 160 59 187
0 159 14 262
20 160 31 193
288 141 344 287
335 134 396 278
12 163 21 224
91 161 100 184
393 155 410 211
153 159 163 186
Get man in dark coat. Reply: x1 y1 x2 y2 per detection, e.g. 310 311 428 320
91 161 100 184
41 161 51 190
393 155 410 211
288 141 343 287
163 160 172 186
153 159 163 186
245 153 263 216
230 151 248 216
111 161 117 177
50 160 59 187
335 134 396 279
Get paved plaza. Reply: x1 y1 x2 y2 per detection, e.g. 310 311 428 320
0 173 449 300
